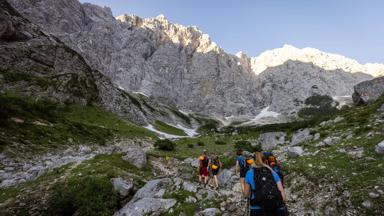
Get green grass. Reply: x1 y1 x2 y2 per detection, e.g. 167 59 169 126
0 153 154 216
0 92 156 156
154 120 187 136
284 96 384 214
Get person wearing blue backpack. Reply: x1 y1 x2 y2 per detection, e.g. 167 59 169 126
244 152 288 216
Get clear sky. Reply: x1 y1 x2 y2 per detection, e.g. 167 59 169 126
80 0 384 64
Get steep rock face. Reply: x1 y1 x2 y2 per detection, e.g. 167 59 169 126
0 0 187 126
352 76 384 104
8 0 376 118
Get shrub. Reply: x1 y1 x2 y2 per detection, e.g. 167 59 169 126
187 143 194 148
234 140 262 152
197 141 205 146
154 139 175 151
219 155 235 169
215 140 226 145
46 176 119 216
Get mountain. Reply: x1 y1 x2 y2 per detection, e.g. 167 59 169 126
0 0 197 128
249 44 384 77
7 0 379 120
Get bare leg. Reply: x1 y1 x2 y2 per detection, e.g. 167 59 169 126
240 178 245 194
214 175 219 188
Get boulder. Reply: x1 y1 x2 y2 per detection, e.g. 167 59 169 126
258 132 286 150
185 196 197 203
353 76 384 104
287 147 304 157
197 208 221 216
313 133 320 141
218 169 233 186
122 146 147 169
133 178 170 200
183 181 197 192
112 177 133 197
375 141 384 154
291 128 313 146
378 103 384 112
114 197 176 216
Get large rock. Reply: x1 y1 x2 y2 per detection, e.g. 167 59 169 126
197 208 221 216
183 181 198 193
122 146 147 169
132 178 170 200
114 197 176 216
378 103 384 112
217 169 233 186
112 177 133 197
258 132 286 150
376 141 384 154
291 128 313 146
353 76 384 104
287 147 304 157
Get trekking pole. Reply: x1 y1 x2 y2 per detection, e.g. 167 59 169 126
245 198 249 216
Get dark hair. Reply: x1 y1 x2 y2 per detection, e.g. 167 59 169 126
236 149 243 156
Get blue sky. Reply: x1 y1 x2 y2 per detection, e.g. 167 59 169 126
80 0 384 63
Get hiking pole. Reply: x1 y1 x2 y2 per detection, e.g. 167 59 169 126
245 198 249 216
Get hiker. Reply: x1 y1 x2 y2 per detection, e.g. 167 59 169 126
235 149 247 193
209 154 222 189
263 152 284 187
198 150 210 185
244 152 288 216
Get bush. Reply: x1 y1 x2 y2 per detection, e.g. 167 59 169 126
187 143 194 148
215 140 226 145
197 141 205 146
234 140 262 152
46 176 119 216
154 139 175 151
219 155 235 169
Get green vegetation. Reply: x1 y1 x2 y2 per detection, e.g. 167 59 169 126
155 139 176 151
298 94 339 119
47 176 119 216
171 109 191 125
154 120 187 136
214 140 226 145
0 92 155 155
0 153 153 216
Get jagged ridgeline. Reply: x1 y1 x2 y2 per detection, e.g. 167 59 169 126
1 0 384 215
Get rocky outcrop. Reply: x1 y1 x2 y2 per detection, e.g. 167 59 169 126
114 178 176 216
287 146 304 157
353 76 384 104
122 146 147 169
291 128 313 146
376 141 384 154
0 0 196 126
258 132 286 150
8 0 375 118
112 177 134 197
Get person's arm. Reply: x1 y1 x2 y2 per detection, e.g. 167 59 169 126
235 160 239 175
277 180 287 203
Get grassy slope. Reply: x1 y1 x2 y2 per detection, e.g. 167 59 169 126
285 96 384 214
0 154 153 216
154 120 187 136
0 92 156 157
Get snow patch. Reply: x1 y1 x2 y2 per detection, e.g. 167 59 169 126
133 91 149 97
144 124 198 139
240 107 280 126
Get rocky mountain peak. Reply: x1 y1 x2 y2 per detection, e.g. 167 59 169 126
250 44 384 77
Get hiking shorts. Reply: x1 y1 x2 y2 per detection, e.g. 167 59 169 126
212 168 219 176
199 166 208 177
240 168 247 178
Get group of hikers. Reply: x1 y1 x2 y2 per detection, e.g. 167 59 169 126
198 149 288 216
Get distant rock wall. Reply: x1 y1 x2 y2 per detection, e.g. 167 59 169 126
8 0 377 118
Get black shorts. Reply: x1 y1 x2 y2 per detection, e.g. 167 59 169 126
240 168 247 178
212 169 219 176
